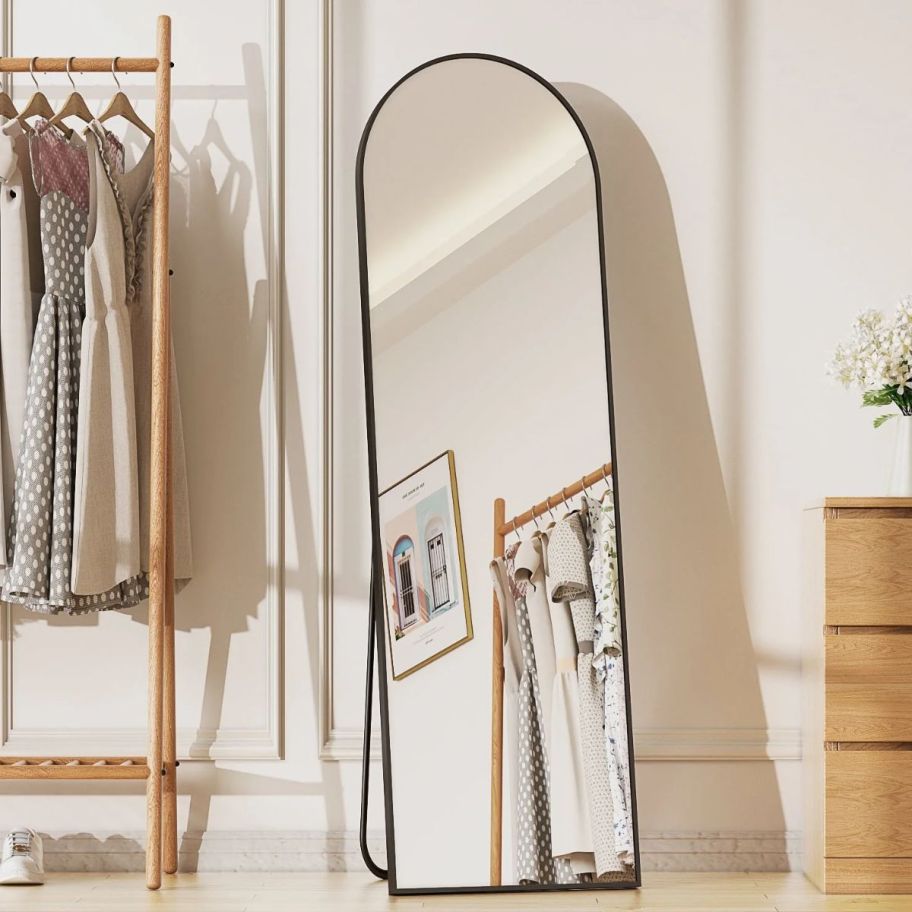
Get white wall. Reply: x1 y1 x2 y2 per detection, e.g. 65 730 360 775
1 0 909 873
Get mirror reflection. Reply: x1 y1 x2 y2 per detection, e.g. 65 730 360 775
360 56 637 892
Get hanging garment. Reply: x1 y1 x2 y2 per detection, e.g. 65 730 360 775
603 651 634 866
0 117 43 581
583 489 634 866
539 519 595 876
2 121 147 613
71 122 191 596
124 140 193 589
491 543 577 886
513 535 556 742
582 490 623 663
547 511 630 877
69 123 149 595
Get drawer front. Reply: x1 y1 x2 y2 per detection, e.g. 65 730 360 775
826 683 912 740
827 633 912 684
826 858 912 894
827 751 912 856
826 517 912 624
826 634 912 741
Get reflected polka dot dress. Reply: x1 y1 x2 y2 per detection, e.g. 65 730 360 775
2 121 146 614
505 543 578 886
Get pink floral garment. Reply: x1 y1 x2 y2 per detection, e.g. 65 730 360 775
28 120 122 209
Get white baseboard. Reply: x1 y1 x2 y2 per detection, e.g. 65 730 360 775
37 830 801 873
638 831 800 872
321 727 802 762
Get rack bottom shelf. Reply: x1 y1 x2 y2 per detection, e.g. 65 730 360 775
0 757 150 779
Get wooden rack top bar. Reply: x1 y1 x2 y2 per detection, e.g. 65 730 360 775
497 461 613 536
0 57 160 73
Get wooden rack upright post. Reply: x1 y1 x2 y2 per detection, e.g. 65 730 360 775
0 15 176 892
489 461 613 886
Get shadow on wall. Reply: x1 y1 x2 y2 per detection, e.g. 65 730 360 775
556 83 785 834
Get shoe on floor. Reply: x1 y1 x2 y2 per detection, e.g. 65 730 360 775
0 828 44 885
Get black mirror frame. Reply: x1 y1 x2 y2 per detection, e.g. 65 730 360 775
355 52 640 896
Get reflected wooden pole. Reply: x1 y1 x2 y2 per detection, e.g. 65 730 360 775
490 497 506 886
497 462 612 536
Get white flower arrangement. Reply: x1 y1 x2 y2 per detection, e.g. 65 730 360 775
829 297 912 427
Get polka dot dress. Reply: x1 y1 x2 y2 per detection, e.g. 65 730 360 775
504 543 578 886
2 122 148 614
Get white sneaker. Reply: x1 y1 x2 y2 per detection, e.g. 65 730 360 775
0 828 44 885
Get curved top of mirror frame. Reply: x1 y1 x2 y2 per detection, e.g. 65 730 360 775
356 54 636 896
357 54 608 326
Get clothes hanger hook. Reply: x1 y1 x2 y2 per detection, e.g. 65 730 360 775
111 56 122 91
512 517 521 542
65 57 76 91
531 508 541 530
562 486 571 510
28 57 39 91
545 495 556 521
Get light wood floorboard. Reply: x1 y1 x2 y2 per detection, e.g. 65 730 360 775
0 872 907 911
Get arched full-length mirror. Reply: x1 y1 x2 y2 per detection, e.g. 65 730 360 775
357 55 638 895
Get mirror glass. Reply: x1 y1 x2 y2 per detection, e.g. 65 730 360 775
359 56 637 893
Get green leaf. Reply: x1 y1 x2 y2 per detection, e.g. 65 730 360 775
874 413 897 429
863 388 895 407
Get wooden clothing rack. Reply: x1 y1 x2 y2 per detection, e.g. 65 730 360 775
0 16 176 891
489 460 613 886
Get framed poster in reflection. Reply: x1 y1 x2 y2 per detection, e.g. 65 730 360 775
378 450 473 680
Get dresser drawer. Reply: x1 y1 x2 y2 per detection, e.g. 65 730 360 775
826 517 912 624
826 634 912 741
827 751 912 856
826 684 912 740
827 633 912 683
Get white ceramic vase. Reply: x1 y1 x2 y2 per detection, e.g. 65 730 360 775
889 414 912 496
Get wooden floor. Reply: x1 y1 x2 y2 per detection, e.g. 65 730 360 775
0 872 911 912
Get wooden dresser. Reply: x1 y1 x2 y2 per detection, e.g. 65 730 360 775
804 498 912 893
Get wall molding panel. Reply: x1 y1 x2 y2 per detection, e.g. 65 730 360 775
634 727 801 762
324 724 800 764
317 0 355 763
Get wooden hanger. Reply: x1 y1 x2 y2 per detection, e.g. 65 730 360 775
98 56 154 138
0 87 17 120
47 58 93 131
16 57 57 128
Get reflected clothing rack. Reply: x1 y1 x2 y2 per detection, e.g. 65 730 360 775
489 461 615 886
0 16 176 892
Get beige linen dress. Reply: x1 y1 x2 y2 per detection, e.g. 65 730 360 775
0 118 43 577
71 122 191 597
541 519 595 875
